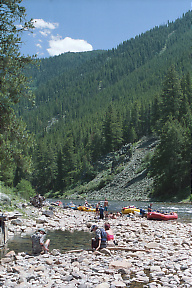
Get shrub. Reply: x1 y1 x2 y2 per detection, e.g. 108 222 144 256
16 179 35 200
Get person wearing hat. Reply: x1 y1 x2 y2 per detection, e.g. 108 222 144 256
31 228 50 255
91 224 107 251
99 205 104 219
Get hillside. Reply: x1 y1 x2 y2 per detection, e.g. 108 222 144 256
21 11 192 134
67 136 159 201
8 11 192 201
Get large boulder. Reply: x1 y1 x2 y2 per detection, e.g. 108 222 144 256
0 193 11 205
11 218 23 226
109 259 132 270
42 210 54 217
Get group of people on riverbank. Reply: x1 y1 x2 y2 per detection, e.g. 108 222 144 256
91 222 117 251
31 198 151 255
95 198 109 219
31 221 117 255
31 197 118 255
84 198 110 219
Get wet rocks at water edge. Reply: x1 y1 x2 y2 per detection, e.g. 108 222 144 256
1 205 192 287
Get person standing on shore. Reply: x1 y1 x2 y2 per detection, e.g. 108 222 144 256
31 228 50 255
104 198 109 218
99 205 104 219
96 202 100 217
148 203 152 212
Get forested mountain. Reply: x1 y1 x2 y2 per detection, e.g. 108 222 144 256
5 11 192 200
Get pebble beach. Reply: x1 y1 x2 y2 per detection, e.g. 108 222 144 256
1 204 192 288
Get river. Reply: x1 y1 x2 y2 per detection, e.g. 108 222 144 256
56 199 192 223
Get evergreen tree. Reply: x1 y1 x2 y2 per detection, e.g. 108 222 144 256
56 150 64 191
102 105 123 153
33 143 57 194
60 135 76 189
102 105 114 153
181 72 192 107
88 131 103 163
0 0 35 186
160 67 182 125
122 109 131 144
149 119 191 199
151 95 161 131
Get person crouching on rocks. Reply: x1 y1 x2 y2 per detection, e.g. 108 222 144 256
31 228 50 255
91 224 107 251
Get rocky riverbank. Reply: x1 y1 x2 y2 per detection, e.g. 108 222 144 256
1 204 192 288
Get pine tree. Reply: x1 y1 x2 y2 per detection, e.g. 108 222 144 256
160 67 182 125
181 72 192 108
61 135 76 189
102 105 113 153
33 142 57 194
149 119 190 199
102 105 123 153
0 0 35 186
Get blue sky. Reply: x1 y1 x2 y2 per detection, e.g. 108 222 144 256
21 0 192 58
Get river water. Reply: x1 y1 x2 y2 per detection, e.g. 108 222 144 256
4 200 192 256
60 199 192 223
6 230 91 256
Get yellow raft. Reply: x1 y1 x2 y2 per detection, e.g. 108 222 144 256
121 206 140 214
77 206 96 212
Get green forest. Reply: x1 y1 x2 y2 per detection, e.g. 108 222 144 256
0 1 191 201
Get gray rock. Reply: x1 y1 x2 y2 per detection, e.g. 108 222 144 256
95 283 110 288
145 242 159 249
36 216 48 223
11 218 23 226
42 210 54 217
26 275 37 282
110 280 126 287
71 272 82 279
180 264 188 270
62 275 73 281
0 193 11 205
78 284 89 288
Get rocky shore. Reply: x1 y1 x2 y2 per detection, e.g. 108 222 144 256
1 205 192 288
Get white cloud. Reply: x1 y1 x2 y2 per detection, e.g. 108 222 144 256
39 30 51 37
37 51 45 57
36 43 42 49
47 36 93 56
32 19 59 30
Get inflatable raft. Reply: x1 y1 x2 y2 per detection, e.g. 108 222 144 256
77 206 96 212
147 211 178 221
121 206 140 214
